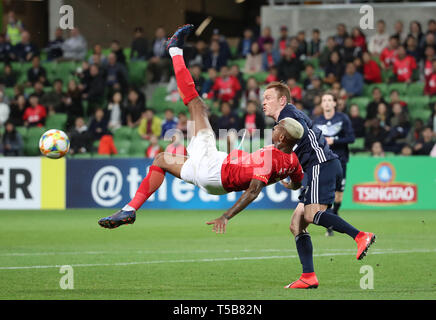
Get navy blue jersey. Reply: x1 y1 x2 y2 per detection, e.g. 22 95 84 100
278 103 338 171
313 112 355 163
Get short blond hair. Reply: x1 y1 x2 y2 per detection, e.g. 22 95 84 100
280 117 304 139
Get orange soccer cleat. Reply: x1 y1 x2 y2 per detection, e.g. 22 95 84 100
355 231 376 260
284 272 319 289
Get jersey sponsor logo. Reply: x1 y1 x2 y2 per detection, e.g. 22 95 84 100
352 162 417 206
316 121 343 137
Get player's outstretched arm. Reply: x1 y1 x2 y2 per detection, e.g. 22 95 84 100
206 179 266 234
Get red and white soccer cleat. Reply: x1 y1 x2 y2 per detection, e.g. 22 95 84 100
284 272 319 289
355 231 376 260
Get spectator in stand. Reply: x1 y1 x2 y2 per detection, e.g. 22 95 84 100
258 26 274 52
244 77 261 104
296 31 308 58
12 30 39 62
8 94 26 126
405 35 421 63
46 27 64 61
428 19 436 38
265 66 278 84
81 64 105 115
302 64 315 90
2 121 23 156
107 91 123 130
340 36 362 63
420 32 436 57
88 44 108 67
240 100 265 138
230 64 245 94
408 21 424 48
365 118 388 150
341 62 364 97
91 108 117 155
138 108 162 140
406 118 424 146
216 101 240 134
320 36 338 68
5 11 24 46
0 64 17 87
276 26 290 57
413 126 435 155
130 27 148 61
244 42 263 74
106 52 129 96
430 102 436 131
125 88 146 128
146 135 163 158
41 79 65 114
27 56 48 86
148 27 170 83
324 51 345 85
61 28 87 61
187 39 208 70
209 65 241 105
0 33 14 63
363 51 382 83
385 102 410 152
161 109 178 139
23 94 46 127
277 47 303 82
32 81 45 100
393 20 407 44
64 79 83 130
375 102 391 131
201 68 217 98
424 59 436 96
388 89 408 110
110 40 126 66
237 28 255 58
393 45 417 83
400 144 413 156
0 91 10 126
348 104 365 138
334 23 348 48
203 39 228 71
176 112 188 138
287 77 302 102
165 133 187 156
68 117 92 155
365 87 388 122
302 76 323 111
380 36 399 69
353 56 364 74
368 20 389 56
210 30 232 61
189 64 205 95
423 46 435 81
351 27 367 52
261 39 280 71
308 29 322 58
371 141 385 157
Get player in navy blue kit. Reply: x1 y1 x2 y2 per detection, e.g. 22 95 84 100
262 82 375 289
314 92 355 237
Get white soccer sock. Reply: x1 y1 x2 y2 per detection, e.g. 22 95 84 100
122 204 136 212
169 47 183 58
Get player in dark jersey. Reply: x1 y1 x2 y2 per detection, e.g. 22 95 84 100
98 25 304 234
262 82 375 289
313 92 355 236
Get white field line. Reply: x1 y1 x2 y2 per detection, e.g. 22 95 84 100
0 248 435 270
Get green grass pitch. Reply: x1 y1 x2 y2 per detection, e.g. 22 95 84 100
0 209 435 300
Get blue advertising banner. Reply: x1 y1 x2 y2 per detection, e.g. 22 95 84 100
66 159 300 209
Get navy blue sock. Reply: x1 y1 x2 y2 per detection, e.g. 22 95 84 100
313 209 360 239
295 232 314 274
332 201 341 215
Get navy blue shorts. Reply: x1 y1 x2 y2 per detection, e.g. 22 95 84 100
299 158 343 206
336 161 347 193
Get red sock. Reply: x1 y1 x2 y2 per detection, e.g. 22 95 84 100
128 165 165 210
171 55 199 105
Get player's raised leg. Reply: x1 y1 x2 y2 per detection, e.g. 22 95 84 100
98 152 187 229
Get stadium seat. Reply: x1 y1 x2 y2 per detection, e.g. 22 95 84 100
151 86 168 112
114 139 131 156
24 127 46 156
113 126 133 140
349 137 365 153
381 69 394 83
231 59 246 70
45 114 68 130
128 60 148 86
243 72 269 83
305 57 319 69
388 83 408 96
15 127 28 140
129 139 150 156
363 83 388 98
73 153 92 159
408 96 430 111
349 96 370 112
406 82 425 96
4 88 15 100
409 108 431 122
92 154 111 159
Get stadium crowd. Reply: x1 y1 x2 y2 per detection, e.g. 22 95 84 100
0 10 435 157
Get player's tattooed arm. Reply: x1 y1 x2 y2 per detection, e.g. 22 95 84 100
206 179 266 234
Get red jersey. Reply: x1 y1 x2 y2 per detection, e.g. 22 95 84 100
363 60 382 83
23 105 47 127
290 86 303 101
380 47 397 68
425 73 436 96
424 59 433 81
393 56 417 82
220 145 303 192
209 76 241 102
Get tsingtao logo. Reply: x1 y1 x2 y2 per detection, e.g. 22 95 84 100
353 162 417 206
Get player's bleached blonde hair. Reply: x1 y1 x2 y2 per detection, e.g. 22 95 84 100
279 117 304 140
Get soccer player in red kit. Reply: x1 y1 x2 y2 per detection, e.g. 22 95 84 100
98 25 304 233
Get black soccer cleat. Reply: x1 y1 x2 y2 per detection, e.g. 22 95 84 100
166 24 194 50
98 209 136 229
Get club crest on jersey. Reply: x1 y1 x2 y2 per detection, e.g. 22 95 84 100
352 162 417 206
